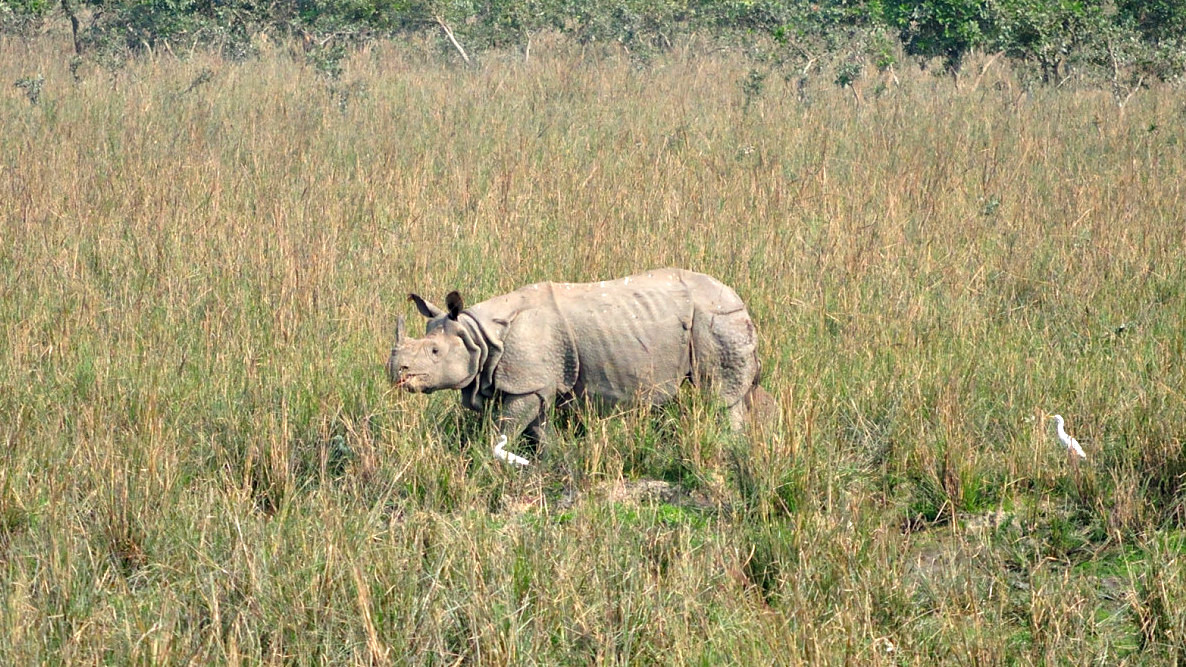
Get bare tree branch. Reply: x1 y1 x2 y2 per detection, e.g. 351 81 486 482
434 15 470 66
60 0 81 55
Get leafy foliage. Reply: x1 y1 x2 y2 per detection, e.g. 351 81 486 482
1117 0 1186 44
2 0 1184 83
993 0 1104 82
883 0 992 71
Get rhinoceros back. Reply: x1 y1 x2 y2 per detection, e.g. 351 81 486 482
467 268 758 410
556 270 697 403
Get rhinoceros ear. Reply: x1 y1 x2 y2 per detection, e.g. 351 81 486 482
408 293 443 319
445 291 463 320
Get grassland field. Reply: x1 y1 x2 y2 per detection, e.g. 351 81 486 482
1 31 1185 663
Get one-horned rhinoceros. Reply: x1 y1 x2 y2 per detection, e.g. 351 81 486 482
386 268 771 464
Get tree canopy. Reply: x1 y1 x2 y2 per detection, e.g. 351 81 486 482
3 0 1184 84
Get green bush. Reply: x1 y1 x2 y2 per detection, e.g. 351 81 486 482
1117 0 1186 43
1112 0 1186 82
881 0 992 71
0 0 53 36
993 0 1105 83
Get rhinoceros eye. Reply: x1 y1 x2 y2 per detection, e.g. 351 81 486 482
431 346 440 356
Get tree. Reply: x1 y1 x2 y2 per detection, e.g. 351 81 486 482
881 0 991 72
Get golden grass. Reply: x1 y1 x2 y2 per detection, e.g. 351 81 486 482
1 33 1184 663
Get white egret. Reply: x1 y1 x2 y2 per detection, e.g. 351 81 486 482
493 435 531 467
1049 415 1087 460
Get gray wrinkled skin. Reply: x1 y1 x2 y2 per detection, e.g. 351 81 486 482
387 268 768 449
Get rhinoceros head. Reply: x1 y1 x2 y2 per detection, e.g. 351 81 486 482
387 290 481 393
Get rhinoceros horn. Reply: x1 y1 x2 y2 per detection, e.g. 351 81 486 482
394 314 406 348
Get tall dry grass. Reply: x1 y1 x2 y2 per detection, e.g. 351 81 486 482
1 33 1184 663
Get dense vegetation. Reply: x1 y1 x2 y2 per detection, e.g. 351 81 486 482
3 0 1186 89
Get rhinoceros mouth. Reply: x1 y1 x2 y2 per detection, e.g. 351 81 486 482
394 373 427 391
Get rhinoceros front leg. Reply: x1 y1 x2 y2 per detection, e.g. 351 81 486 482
493 392 550 466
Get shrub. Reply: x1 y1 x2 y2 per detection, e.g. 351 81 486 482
881 0 993 72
